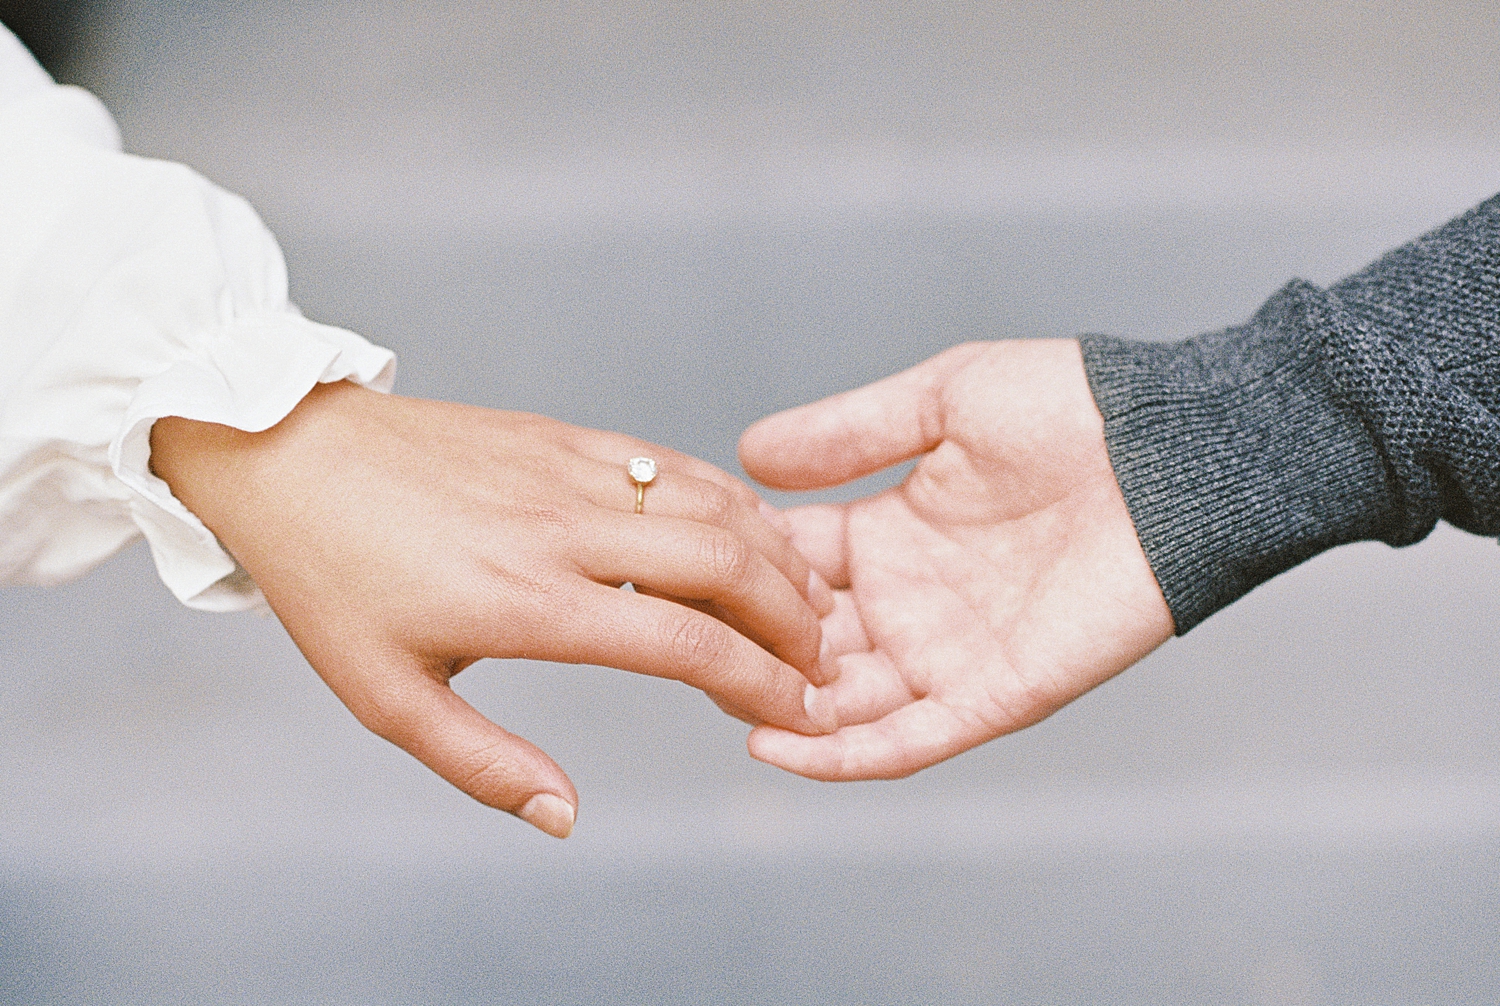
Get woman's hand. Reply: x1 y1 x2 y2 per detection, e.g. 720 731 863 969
151 381 833 838
739 340 1174 781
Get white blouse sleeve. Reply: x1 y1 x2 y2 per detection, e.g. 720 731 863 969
0 28 396 611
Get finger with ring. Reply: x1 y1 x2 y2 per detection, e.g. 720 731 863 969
627 456 656 514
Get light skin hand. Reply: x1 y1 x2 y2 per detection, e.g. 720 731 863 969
150 380 834 838
738 339 1174 781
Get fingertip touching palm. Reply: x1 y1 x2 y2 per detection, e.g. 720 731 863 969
739 339 1175 781
148 339 1172 837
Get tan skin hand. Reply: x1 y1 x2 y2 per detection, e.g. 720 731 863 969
151 380 833 838
739 339 1174 781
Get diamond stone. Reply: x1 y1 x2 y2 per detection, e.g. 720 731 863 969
627 457 657 484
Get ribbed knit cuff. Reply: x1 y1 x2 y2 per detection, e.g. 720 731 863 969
1080 280 1396 634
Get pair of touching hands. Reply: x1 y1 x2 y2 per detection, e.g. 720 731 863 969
151 339 1173 839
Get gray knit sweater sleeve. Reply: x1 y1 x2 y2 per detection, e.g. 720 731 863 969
1079 192 1500 634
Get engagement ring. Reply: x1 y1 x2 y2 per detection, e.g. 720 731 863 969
627 457 656 514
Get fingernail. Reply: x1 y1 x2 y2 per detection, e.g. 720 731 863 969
803 682 836 734
518 793 575 839
758 500 791 533
808 569 835 616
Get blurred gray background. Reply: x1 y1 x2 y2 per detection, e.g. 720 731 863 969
3 2 1500 1003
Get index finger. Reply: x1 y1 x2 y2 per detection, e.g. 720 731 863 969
548 583 838 735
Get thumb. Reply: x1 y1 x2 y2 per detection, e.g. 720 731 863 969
325 649 580 839
738 343 983 490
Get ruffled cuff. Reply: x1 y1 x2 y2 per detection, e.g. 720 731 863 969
1 38 397 611
110 314 395 612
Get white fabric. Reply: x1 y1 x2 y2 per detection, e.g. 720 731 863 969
0 27 396 611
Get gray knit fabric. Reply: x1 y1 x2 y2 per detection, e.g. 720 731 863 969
1080 192 1500 633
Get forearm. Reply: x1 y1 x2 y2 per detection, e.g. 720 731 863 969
1081 193 1500 632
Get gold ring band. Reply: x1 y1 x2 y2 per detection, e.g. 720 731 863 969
627 457 657 514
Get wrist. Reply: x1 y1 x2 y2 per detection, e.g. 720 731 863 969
148 379 376 554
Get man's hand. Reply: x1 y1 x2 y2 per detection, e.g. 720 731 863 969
151 381 832 837
739 340 1173 780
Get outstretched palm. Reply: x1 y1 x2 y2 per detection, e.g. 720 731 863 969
739 340 1174 780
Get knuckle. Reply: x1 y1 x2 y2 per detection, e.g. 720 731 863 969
694 482 738 527
452 739 518 807
348 679 415 745
475 554 566 613
700 532 754 585
516 501 575 535
665 614 733 674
